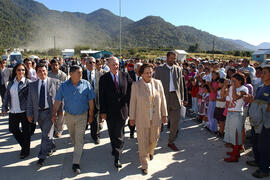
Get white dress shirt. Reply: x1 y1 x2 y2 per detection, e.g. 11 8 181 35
135 74 140 81
166 64 176 92
38 78 49 109
29 68 38 81
87 69 96 87
10 77 26 113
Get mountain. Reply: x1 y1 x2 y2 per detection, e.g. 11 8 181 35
0 0 257 51
257 42 270 49
223 38 257 50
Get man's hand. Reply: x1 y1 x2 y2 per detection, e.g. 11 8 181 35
88 115 94 124
100 113 107 120
162 116 168 124
27 116 33 123
2 111 6 116
129 120 135 126
51 115 57 125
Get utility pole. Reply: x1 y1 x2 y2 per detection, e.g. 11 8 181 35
119 0 122 60
54 35 56 50
212 38 215 60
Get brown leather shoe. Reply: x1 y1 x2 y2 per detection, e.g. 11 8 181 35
141 168 148 175
168 143 179 151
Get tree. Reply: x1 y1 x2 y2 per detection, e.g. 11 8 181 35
188 43 199 53
233 51 240 56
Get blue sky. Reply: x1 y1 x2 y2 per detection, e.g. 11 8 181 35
35 0 270 45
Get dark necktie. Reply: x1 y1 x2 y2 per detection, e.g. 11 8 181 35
114 75 118 90
39 80 45 110
89 72 94 88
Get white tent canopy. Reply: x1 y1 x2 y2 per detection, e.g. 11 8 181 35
174 49 188 63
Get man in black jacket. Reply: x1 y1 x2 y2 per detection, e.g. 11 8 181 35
82 57 106 144
127 62 142 138
99 57 133 168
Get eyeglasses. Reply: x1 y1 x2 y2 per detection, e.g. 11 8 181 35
89 62 95 64
17 69 25 72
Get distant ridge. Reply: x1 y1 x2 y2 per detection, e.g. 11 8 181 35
0 0 267 51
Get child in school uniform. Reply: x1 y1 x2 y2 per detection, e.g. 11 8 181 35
199 84 210 127
214 78 226 138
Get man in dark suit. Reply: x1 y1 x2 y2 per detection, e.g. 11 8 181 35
99 57 133 168
27 64 61 166
127 62 142 138
82 57 106 144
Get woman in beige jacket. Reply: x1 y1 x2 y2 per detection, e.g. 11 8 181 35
129 63 168 175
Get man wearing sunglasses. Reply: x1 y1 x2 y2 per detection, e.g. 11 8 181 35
82 57 106 145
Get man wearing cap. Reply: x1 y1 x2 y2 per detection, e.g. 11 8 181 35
244 60 270 178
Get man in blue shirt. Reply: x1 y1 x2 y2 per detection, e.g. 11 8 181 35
244 60 270 178
52 65 95 174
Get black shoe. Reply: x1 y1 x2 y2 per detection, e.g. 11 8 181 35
20 153 29 159
94 138 100 145
130 133 134 139
252 169 269 178
204 126 211 132
48 144 57 156
114 159 122 168
149 154 153 161
37 158 45 166
72 164 81 174
246 160 258 167
167 122 170 129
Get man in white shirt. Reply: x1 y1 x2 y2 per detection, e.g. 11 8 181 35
27 64 61 166
82 57 106 144
24 58 38 81
154 51 187 151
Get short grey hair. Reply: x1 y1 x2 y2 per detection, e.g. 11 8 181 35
108 56 119 65
134 62 143 70
86 57 96 63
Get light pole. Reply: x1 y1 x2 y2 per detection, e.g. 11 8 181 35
119 0 122 60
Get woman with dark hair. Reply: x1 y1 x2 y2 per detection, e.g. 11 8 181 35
2 63 31 159
223 73 248 162
226 67 237 80
129 63 168 175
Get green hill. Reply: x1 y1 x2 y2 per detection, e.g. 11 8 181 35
0 0 249 51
